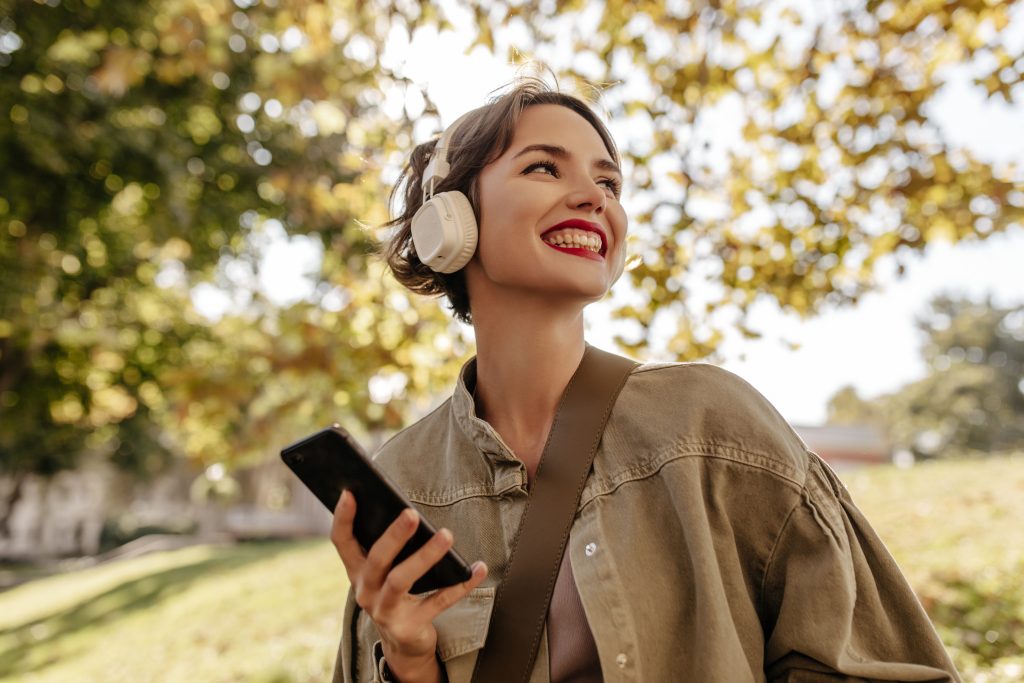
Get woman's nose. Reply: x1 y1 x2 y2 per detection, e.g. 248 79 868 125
567 179 606 214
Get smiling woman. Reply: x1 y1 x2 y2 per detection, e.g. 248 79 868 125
381 83 623 325
325 78 962 683
467 103 628 320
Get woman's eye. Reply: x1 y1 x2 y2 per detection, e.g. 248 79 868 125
523 161 621 197
524 161 558 176
599 177 623 197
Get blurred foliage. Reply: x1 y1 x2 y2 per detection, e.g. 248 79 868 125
829 295 1024 457
927 565 1024 677
489 0 1024 355
0 0 1023 488
0 0 468 491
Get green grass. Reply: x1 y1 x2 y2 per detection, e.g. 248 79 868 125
845 455 1024 681
0 540 346 683
1 456 1022 682
845 454 1024 586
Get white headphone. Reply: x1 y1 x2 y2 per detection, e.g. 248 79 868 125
410 113 478 274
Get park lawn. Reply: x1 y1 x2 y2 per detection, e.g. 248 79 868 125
844 454 1024 681
0 455 1022 683
0 540 346 683
845 454 1024 587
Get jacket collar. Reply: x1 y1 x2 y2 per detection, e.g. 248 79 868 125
451 356 522 466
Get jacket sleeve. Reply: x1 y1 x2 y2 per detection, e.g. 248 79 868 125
333 589 452 683
333 588 361 683
761 453 961 682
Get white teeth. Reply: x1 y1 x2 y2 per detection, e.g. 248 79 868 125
542 228 603 253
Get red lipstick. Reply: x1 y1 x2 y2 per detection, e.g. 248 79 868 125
540 219 607 259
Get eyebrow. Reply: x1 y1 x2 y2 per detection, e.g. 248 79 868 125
512 143 622 177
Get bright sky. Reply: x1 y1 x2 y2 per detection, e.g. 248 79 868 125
216 4 1024 426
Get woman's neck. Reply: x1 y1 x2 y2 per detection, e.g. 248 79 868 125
470 302 587 477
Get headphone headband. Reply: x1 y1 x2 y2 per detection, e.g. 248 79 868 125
421 111 473 204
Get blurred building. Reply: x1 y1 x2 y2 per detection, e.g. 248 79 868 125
793 424 892 471
222 458 332 539
0 457 329 565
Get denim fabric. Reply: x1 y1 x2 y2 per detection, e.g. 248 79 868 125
334 359 960 683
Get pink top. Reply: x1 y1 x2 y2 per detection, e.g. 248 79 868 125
547 547 603 682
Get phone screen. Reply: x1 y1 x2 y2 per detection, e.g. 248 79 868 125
281 426 473 593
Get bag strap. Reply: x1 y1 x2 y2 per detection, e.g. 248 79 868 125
470 345 639 683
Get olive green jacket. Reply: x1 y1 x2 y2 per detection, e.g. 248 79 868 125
334 358 960 683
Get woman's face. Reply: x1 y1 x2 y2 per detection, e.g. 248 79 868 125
466 104 628 311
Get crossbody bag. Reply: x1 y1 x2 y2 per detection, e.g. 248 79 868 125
470 345 639 682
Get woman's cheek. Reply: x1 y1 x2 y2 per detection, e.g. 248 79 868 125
610 212 629 284
609 247 627 285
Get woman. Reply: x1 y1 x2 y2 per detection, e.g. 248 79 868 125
329 79 960 683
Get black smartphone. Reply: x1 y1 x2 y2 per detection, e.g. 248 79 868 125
280 425 473 594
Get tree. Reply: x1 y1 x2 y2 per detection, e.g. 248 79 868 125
0 0 463 526
1 0 1022 494
828 296 1024 458
470 0 1024 355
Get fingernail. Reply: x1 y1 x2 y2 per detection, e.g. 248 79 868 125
438 528 452 543
403 508 417 524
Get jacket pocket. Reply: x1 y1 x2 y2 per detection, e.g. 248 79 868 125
434 585 496 680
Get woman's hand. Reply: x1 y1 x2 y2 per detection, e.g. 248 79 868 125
331 489 488 683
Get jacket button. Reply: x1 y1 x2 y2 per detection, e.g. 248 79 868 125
616 653 628 668
584 542 597 556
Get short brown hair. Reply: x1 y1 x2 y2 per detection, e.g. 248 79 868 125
382 78 620 324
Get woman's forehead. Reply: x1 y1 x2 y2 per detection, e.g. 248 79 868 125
504 104 615 161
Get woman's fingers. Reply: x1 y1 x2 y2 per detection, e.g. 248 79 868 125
378 527 457 601
362 507 420 589
419 560 489 618
332 494 488 628
330 490 366 575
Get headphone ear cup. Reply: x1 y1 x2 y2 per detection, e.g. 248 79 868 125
410 191 478 274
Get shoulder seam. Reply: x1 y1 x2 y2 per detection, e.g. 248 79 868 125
580 442 809 508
